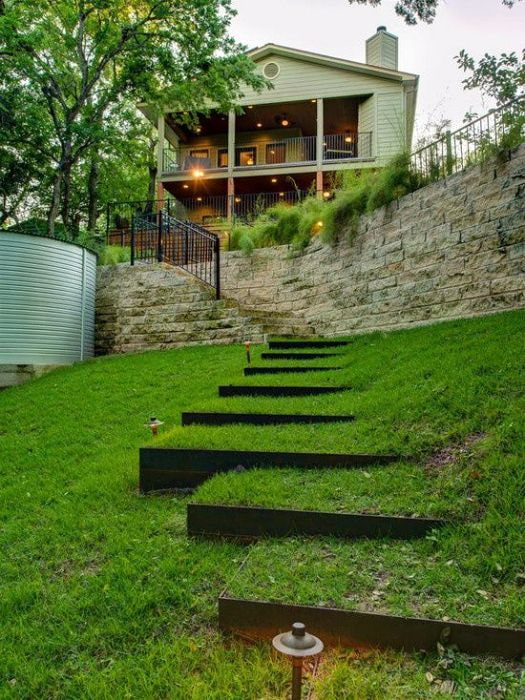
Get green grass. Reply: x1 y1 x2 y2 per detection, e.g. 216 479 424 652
1 311 524 698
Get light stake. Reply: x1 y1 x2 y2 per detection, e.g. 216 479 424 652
244 340 251 364
145 416 164 436
272 622 323 700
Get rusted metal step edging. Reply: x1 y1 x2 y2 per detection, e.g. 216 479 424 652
244 366 342 375
218 597 525 659
187 503 447 540
261 352 341 360
139 448 401 492
268 340 351 349
181 412 356 426
218 385 350 397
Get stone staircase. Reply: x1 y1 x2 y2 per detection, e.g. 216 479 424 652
95 263 315 355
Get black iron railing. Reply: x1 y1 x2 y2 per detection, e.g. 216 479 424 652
106 201 220 298
411 96 525 180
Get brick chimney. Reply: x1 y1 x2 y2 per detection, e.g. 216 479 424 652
366 26 398 70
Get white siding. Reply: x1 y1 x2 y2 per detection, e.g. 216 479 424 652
376 91 405 161
358 95 376 155
238 55 401 106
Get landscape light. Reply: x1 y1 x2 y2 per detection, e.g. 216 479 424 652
145 417 164 437
244 340 251 364
272 623 323 700
323 191 330 198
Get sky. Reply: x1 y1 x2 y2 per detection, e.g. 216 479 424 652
229 0 525 142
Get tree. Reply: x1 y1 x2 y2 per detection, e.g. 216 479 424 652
347 0 521 24
0 0 267 236
456 49 525 106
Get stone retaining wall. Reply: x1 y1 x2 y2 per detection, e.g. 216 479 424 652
220 145 525 335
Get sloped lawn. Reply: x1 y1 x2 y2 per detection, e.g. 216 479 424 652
1 310 524 698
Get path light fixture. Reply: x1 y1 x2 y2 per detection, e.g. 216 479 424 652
244 340 251 364
273 623 324 700
145 417 164 437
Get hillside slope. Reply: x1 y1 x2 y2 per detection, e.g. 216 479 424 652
0 310 524 698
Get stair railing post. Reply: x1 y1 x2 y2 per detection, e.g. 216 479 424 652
184 226 189 267
215 235 221 300
130 216 135 266
157 209 163 262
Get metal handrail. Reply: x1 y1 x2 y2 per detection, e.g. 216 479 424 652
162 131 374 172
411 95 524 179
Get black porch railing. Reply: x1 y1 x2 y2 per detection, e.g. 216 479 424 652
106 202 220 298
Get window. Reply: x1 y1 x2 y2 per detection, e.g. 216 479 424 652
189 149 209 159
218 148 228 168
235 147 257 167
263 62 280 80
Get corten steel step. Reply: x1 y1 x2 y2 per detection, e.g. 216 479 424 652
261 352 341 360
187 503 446 540
139 448 399 492
181 412 356 426
268 340 350 349
244 366 341 376
218 596 525 659
219 385 349 397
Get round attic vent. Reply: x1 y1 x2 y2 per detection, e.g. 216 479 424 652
263 61 280 80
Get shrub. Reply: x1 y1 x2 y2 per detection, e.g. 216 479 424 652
228 152 424 254
97 245 131 266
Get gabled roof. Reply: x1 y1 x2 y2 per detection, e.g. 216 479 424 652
247 43 418 83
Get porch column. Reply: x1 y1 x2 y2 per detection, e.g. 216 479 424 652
316 98 324 198
156 114 165 205
227 110 236 221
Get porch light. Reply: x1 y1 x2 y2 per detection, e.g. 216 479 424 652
196 196 203 202
195 126 202 134
271 178 277 183
344 132 354 143
145 417 164 437
279 192 284 197
247 158 254 165
273 622 323 700
257 122 263 128
281 119 289 127
183 184 189 189
235 197 241 203
311 99 317 103
193 169 204 178
248 105 253 109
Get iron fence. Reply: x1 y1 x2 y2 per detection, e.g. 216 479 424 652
106 201 220 297
411 96 524 180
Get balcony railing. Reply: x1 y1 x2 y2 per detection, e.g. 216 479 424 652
162 132 373 173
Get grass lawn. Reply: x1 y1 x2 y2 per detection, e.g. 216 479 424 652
1 310 524 698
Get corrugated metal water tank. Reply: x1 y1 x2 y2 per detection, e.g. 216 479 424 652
0 232 96 365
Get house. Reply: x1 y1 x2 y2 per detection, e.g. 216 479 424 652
138 26 418 235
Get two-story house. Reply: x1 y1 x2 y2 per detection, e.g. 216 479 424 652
138 26 418 235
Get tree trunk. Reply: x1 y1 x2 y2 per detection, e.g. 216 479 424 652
61 160 72 231
47 169 63 237
87 156 99 233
